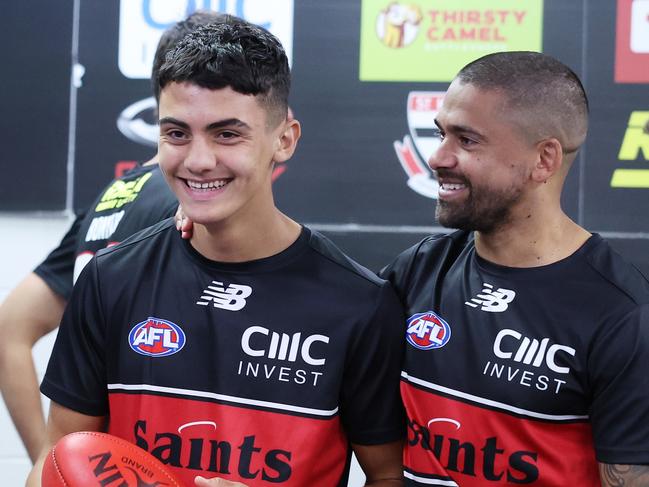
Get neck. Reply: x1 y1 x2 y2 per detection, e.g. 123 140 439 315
190 209 301 263
474 210 591 268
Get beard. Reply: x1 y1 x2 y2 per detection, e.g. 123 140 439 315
435 179 524 234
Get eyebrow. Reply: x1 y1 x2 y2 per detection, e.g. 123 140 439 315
159 117 251 131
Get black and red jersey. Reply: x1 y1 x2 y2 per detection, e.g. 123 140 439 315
381 230 649 486
42 221 405 486
34 164 176 299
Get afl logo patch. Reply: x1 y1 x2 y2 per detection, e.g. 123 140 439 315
406 311 451 350
128 317 186 357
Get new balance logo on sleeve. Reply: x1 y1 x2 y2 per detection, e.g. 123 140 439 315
196 281 252 311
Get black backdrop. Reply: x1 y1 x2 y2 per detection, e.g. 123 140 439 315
2 0 648 274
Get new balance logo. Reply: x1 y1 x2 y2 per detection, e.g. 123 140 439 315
196 281 252 311
465 283 515 312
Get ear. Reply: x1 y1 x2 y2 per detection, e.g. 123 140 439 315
273 118 301 164
531 138 563 183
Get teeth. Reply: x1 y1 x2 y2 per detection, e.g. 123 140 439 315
187 179 229 190
442 183 465 190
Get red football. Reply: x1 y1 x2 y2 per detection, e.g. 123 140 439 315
42 431 184 486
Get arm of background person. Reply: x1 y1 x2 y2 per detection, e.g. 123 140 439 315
25 401 105 487
0 273 66 463
600 463 649 486
353 440 404 486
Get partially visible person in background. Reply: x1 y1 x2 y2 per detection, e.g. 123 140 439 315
0 10 221 464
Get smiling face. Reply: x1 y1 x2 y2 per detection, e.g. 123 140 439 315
430 80 539 234
158 82 291 229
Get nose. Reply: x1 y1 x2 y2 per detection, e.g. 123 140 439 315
184 136 217 174
428 138 457 171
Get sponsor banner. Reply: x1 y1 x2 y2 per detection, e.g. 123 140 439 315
118 0 294 79
611 111 649 188
615 0 649 83
359 0 543 82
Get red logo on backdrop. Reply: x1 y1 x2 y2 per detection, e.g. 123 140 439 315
393 92 444 199
615 0 649 83
115 160 138 178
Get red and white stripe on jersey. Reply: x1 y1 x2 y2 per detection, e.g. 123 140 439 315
107 385 347 486
401 372 599 486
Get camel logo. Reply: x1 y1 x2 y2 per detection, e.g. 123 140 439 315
393 91 445 199
376 2 422 48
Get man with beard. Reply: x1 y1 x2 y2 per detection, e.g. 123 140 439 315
380 51 649 486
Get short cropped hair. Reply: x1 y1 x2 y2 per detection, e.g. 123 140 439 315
151 10 223 103
157 15 290 126
457 51 589 153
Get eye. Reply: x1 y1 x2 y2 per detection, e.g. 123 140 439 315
459 135 477 148
433 127 445 140
167 129 187 140
160 126 188 141
216 130 241 144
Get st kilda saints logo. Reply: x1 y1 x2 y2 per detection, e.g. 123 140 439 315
393 91 445 199
406 311 451 350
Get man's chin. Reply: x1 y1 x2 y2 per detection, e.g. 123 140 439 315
436 207 463 230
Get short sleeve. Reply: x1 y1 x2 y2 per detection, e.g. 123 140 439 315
40 257 109 416
339 281 406 445
589 304 649 464
33 211 86 300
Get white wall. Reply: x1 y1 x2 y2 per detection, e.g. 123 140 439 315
0 213 69 485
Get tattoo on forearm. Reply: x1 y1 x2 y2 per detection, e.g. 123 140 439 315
599 464 649 487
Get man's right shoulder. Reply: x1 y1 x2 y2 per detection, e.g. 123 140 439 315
379 230 472 300
382 230 471 274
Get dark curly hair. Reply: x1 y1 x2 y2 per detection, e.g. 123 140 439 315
157 15 290 126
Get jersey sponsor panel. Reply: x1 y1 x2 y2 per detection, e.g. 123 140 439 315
107 392 347 486
401 379 599 486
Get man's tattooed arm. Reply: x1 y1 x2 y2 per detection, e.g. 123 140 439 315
599 464 649 486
